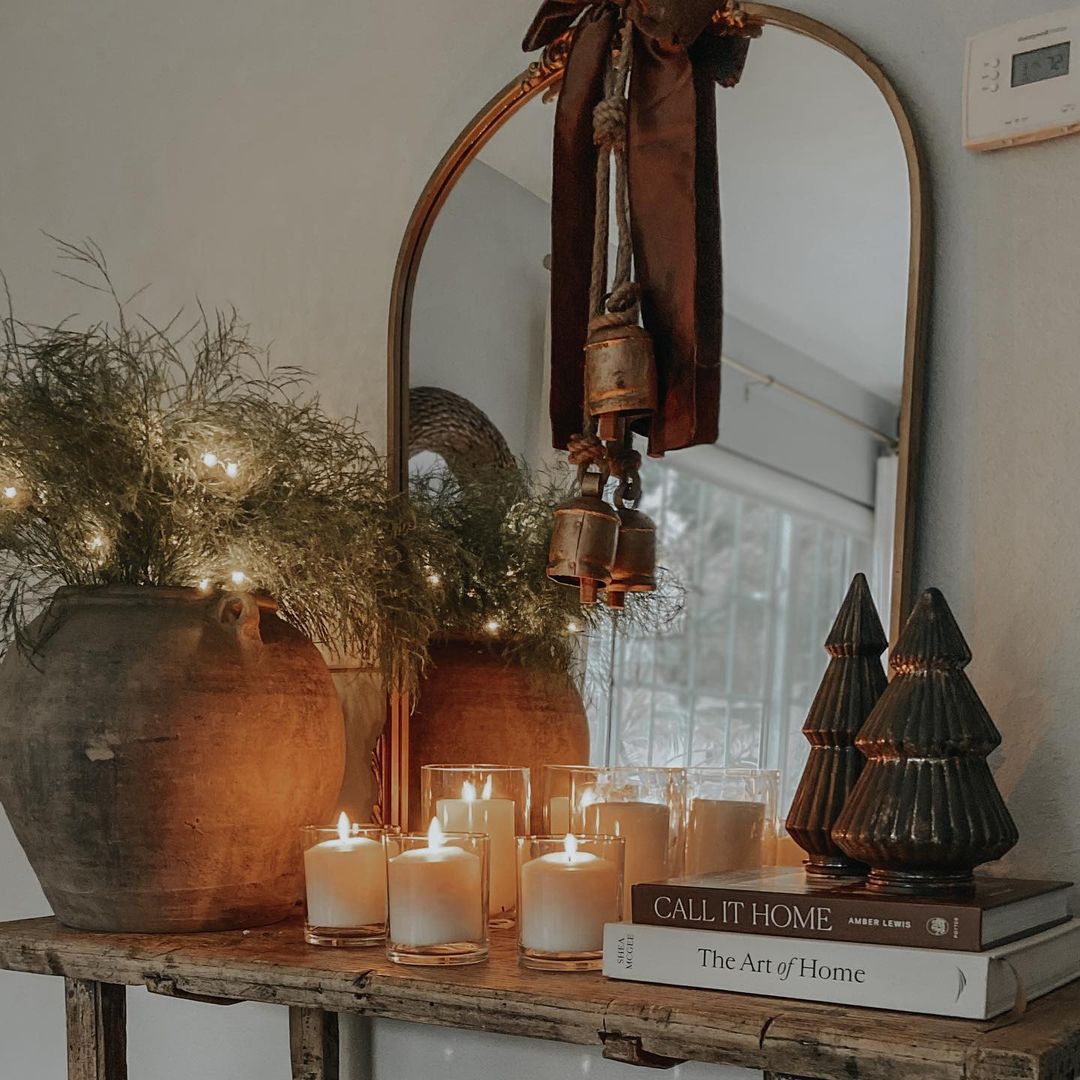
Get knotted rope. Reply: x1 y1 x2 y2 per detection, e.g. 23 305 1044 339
588 17 640 333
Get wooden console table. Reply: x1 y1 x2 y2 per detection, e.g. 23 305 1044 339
1 916 1078 1080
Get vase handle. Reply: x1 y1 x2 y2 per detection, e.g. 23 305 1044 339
216 592 262 647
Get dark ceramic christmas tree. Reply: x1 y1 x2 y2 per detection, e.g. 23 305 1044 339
832 588 1019 895
785 573 887 878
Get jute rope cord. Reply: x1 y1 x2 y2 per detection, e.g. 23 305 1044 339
589 17 640 333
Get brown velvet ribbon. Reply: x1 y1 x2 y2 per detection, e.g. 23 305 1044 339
523 1 752 455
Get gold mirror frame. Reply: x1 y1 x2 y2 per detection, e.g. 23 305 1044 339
382 3 930 826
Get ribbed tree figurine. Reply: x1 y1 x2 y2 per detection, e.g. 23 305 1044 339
833 588 1019 894
785 573 887 878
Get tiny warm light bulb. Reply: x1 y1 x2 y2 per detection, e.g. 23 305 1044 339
201 452 219 468
336 811 351 843
566 619 582 634
230 570 247 586
484 618 500 635
481 774 493 800
88 535 105 552
427 817 446 850
461 780 477 802
197 578 212 593
564 833 578 860
224 461 239 479
2 486 17 500
426 571 441 586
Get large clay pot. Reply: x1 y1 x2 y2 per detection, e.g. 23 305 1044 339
407 638 590 831
0 586 345 932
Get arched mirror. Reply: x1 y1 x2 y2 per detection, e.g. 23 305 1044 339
386 4 928 828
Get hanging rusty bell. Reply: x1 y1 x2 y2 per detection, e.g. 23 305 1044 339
546 469 619 604
584 323 658 441
604 504 658 609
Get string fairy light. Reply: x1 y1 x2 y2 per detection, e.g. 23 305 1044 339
566 619 582 634
224 462 239 479
2 486 17 501
197 578 212 593
484 618 501 635
229 570 248 587
201 452 219 468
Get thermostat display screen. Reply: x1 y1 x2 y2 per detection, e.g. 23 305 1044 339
1011 41 1071 87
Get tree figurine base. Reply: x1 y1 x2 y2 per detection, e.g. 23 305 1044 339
804 854 867 879
867 868 976 896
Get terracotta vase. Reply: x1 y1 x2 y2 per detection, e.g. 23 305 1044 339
407 639 590 832
0 586 345 932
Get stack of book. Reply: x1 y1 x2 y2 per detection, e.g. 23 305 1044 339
602 866 1079 1018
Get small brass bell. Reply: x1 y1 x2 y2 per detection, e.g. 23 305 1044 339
584 323 657 441
546 469 619 604
604 504 657 610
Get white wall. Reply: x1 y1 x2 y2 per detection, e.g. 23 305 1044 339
2 0 1080 1077
410 160 550 464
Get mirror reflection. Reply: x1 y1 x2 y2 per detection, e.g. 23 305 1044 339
408 23 910 819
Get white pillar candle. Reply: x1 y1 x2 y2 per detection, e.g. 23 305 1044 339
303 814 387 928
388 820 483 946
437 777 516 916
548 796 570 835
520 835 619 953
584 800 671 918
685 798 766 875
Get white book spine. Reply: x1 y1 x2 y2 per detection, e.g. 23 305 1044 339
603 923 1007 1017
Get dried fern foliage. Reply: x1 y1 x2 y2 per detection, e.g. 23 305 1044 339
0 241 444 686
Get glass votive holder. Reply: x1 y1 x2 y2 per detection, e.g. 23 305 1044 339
385 822 489 966
568 766 685 918
421 764 530 928
684 768 779 876
517 834 625 971
302 817 392 947
539 764 596 836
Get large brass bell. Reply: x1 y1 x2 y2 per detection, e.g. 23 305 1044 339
546 468 620 604
604 502 658 609
584 323 657 441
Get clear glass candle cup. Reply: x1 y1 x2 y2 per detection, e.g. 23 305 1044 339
516 834 625 971
567 766 686 919
384 825 489 966
301 821 394 947
421 764 530 928
684 768 780 875
538 765 596 836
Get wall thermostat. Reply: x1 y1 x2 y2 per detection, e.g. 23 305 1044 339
964 8 1080 150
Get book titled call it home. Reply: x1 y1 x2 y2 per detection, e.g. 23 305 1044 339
631 867 1072 952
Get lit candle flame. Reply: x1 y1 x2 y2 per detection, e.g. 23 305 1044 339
336 811 351 842
564 833 578 860
481 774 493 800
427 817 446 850
462 780 477 802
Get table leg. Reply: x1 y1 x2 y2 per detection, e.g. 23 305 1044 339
64 978 127 1080
290 1006 340 1080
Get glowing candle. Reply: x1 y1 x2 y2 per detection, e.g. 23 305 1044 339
303 813 386 929
519 834 619 953
388 819 484 946
583 798 671 918
437 775 516 918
